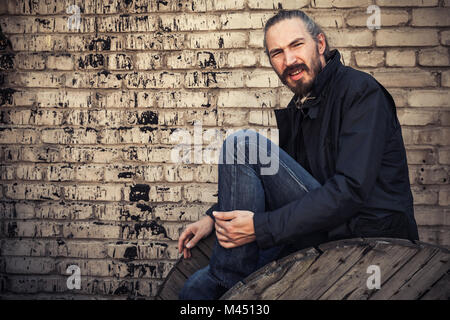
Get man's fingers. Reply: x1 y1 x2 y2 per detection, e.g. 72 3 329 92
183 247 190 259
216 230 245 243
216 232 255 249
220 241 235 249
179 228 194 254
186 233 201 249
183 235 192 259
178 235 185 253
183 235 191 249
217 237 235 249
215 220 231 233
213 210 237 221
178 229 191 253
216 221 241 242
215 223 227 236
216 228 232 243
178 229 189 251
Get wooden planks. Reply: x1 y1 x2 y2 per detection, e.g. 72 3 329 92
320 240 420 300
369 244 445 300
155 233 216 300
157 267 187 300
157 236 450 300
420 272 450 300
379 250 449 300
222 248 320 300
176 246 210 277
222 238 449 300
273 243 369 299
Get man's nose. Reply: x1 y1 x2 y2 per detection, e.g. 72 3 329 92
284 49 297 66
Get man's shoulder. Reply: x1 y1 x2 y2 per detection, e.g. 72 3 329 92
332 65 397 120
335 65 382 92
333 65 394 104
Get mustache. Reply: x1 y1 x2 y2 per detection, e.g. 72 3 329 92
282 63 309 79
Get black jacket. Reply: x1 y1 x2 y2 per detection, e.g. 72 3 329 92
207 49 419 251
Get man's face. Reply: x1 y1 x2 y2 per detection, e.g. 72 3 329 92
265 18 326 97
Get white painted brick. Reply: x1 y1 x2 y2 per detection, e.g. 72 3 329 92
126 33 185 50
185 70 245 88
159 14 220 31
246 69 280 88
125 72 182 89
418 47 450 67
183 183 218 203
248 0 309 9
189 32 247 49
1 0 449 300
217 89 277 108
64 185 122 201
386 50 416 67
220 13 273 30
135 52 164 70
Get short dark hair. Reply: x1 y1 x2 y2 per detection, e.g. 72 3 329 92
263 10 331 60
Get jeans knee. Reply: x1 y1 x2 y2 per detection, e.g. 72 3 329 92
228 129 258 142
220 129 261 163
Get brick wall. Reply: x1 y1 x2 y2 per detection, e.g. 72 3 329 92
0 0 448 299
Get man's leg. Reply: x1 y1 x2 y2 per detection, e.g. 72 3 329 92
210 129 322 288
178 265 229 300
180 129 322 299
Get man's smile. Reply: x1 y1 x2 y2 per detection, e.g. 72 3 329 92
284 64 308 83
289 69 304 81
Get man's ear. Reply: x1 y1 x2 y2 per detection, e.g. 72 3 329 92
317 33 326 55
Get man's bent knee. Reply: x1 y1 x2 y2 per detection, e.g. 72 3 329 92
219 129 279 175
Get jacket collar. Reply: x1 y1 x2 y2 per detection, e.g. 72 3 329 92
310 49 341 98
287 49 342 116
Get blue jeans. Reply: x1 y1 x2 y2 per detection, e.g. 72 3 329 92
179 129 322 300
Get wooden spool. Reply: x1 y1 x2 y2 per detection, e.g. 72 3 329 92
156 234 449 300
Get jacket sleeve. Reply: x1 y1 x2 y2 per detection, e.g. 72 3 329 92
205 202 219 222
253 79 394 249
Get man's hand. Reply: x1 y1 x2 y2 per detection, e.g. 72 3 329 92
214 210 256 249
178 215 214 259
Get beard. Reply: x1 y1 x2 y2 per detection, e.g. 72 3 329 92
277 44 323 97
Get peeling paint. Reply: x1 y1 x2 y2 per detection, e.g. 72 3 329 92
129 184 150 202
0 88 16 106
88 37 111 51
0 54 14 70
137 111 158 125
78 54 105 69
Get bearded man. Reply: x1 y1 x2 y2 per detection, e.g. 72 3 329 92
177 10 419 300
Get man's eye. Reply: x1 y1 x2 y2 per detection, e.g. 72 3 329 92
294 43 303 47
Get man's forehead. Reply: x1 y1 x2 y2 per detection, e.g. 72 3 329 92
265 17 310 46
